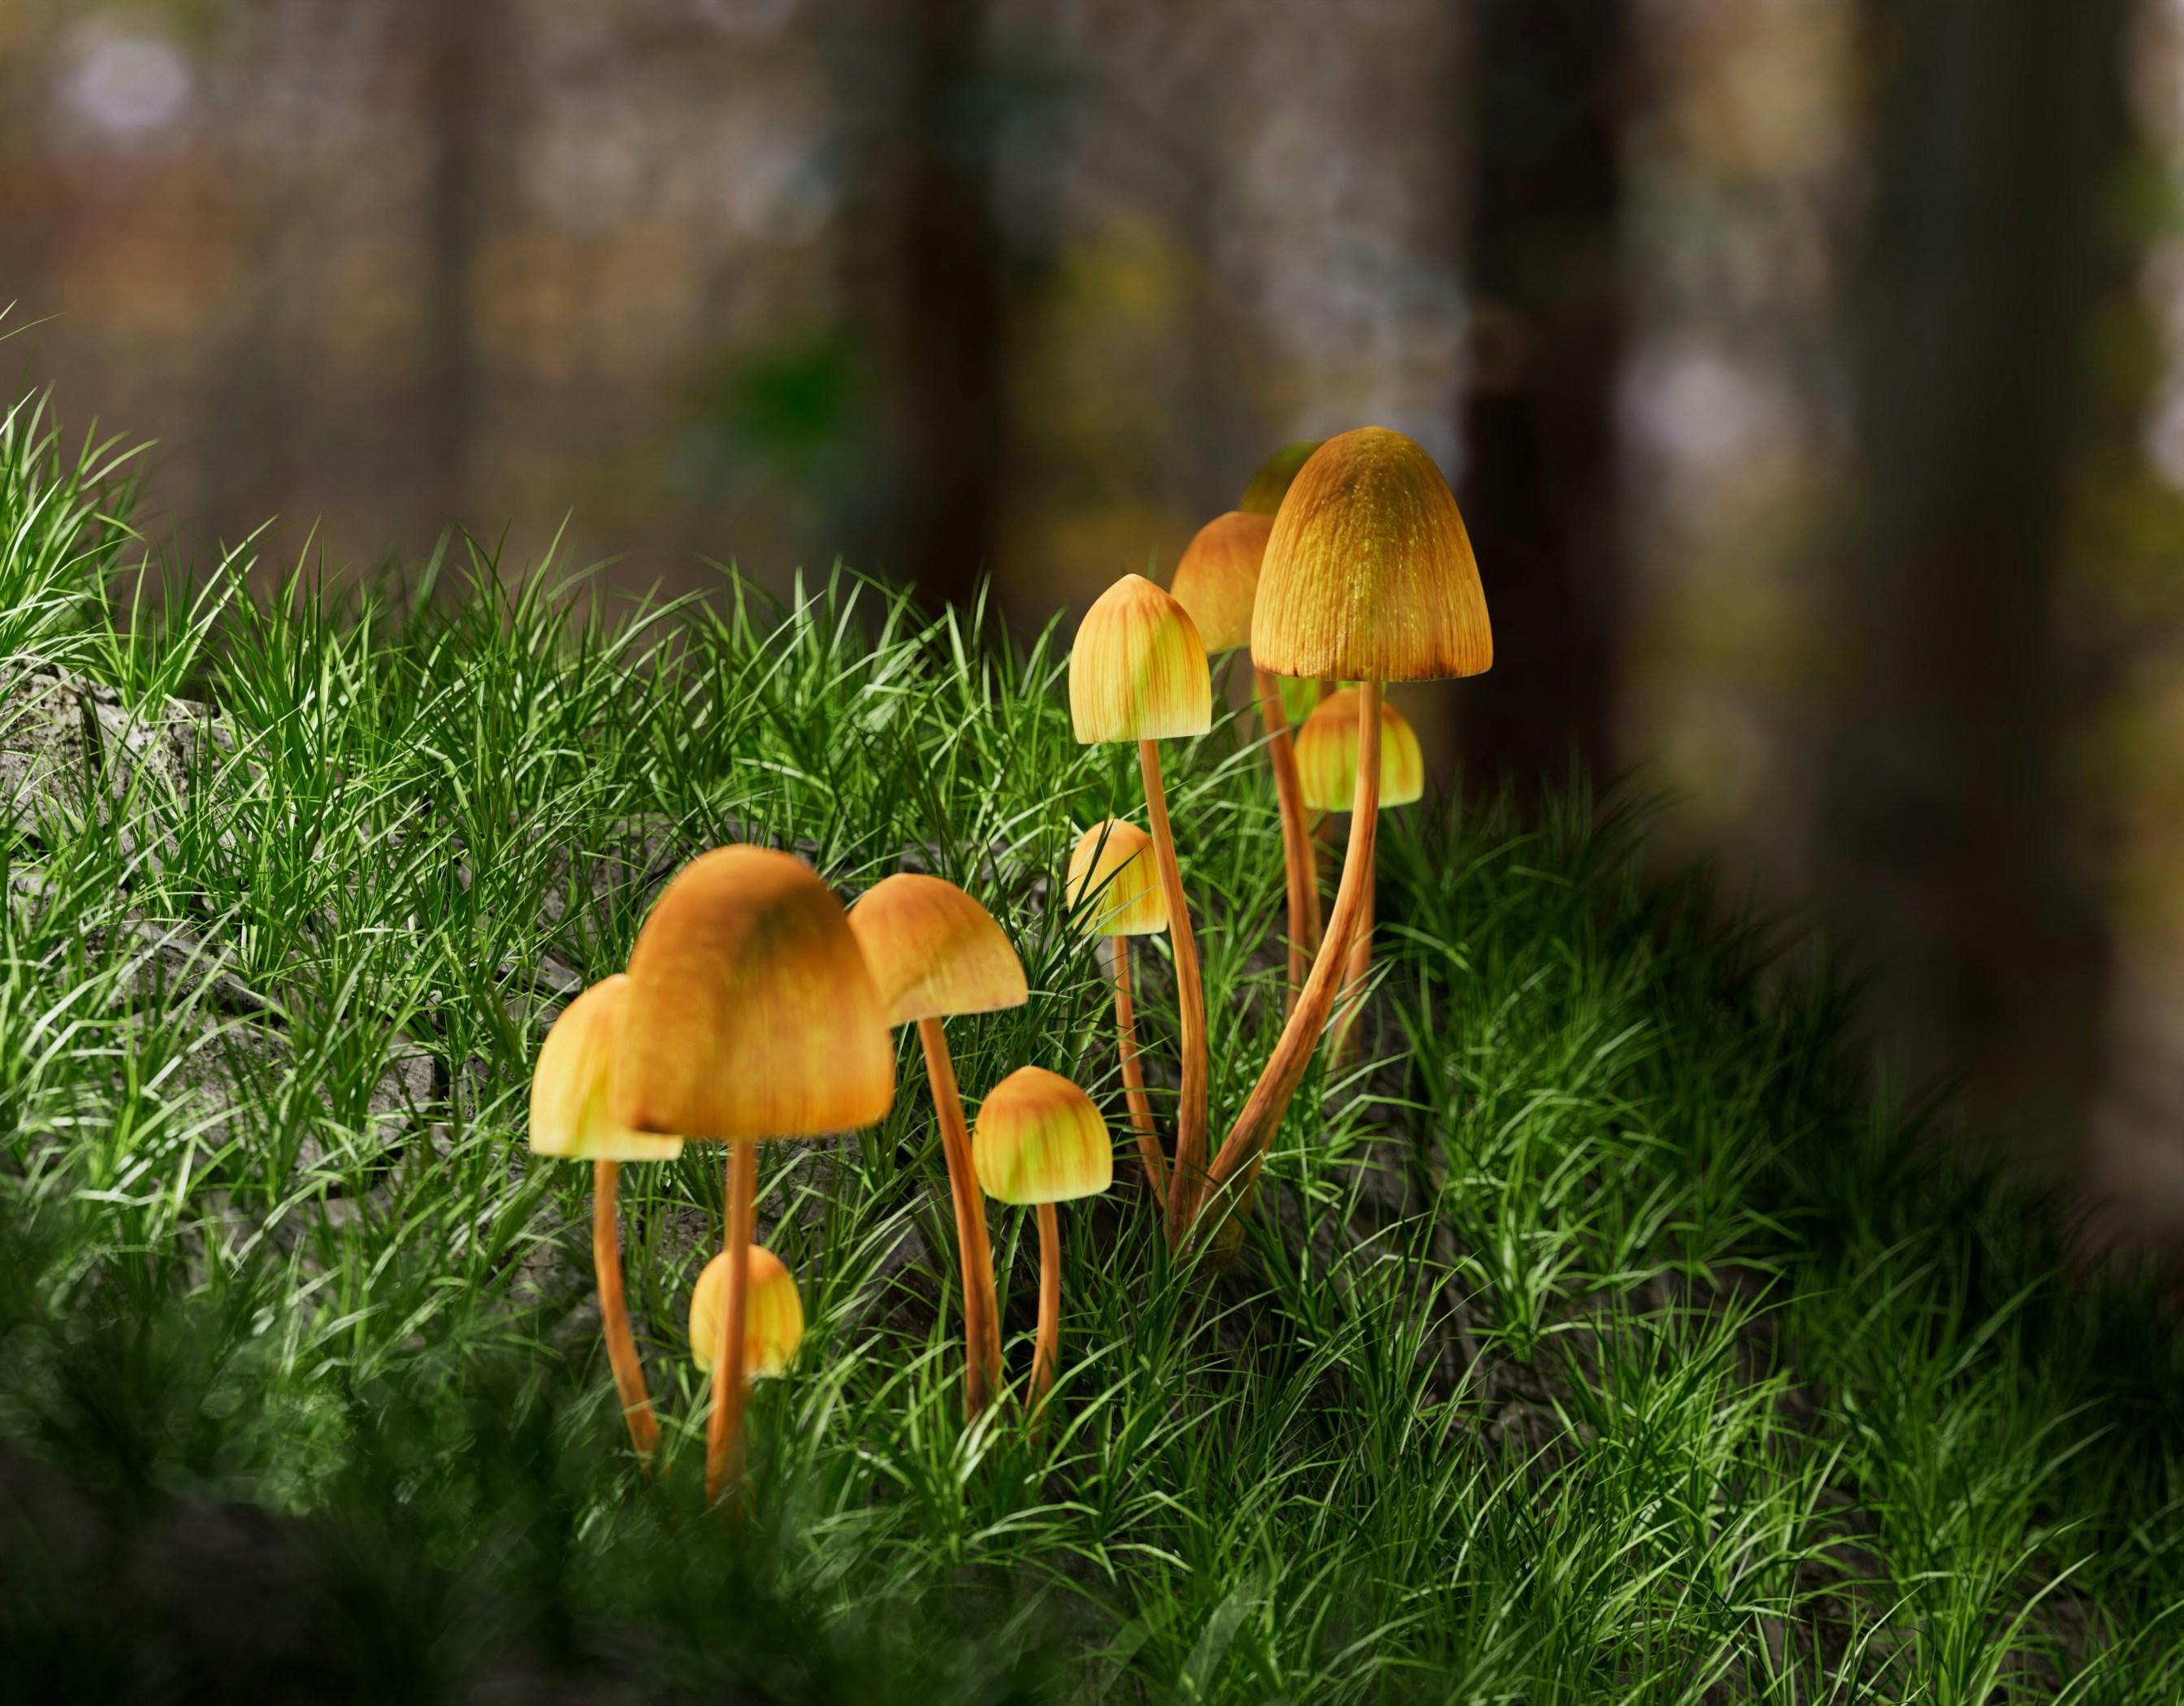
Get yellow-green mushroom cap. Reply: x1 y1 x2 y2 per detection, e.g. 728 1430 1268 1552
1239 440 1323 517
1294 687 1426 813
1068 574 1213 744
689 1242 804 1379
1168 510 1273 655
1064 820 1168 938
973 1066 1113 1205
848 872 1027 1027
612 845 895 1141
526 975 683 1162
1252 426 1493 683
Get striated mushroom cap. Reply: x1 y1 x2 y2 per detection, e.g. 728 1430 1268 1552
1168 510 1273 655
526 975 684 1162
1294 687 1426 813
848 872 1028 1026
973 1065 1113 1206
689 1243 805 1379
1252 426 1493 683
1068 574 1212 744
613 846 895 1141
1064 820 1168 938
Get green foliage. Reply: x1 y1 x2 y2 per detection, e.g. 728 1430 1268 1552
1 392 2179 1702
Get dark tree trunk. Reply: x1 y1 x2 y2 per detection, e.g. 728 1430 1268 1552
886 0 1004 617
1817 0 2128 1172
1454 0 1626 795
419 0 498 537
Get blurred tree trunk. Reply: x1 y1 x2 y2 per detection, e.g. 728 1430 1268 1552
419 0 499 536
1816 0 2128 1173
1454 0 1627 796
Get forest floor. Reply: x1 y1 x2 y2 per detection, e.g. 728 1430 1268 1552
1 391 2180 1704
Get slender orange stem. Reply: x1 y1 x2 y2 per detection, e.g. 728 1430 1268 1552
920 1016 1001 1421
1330 851 1376 1064
1112 939 1169 1204
704 1138 756 1507
592 1158 660 1465
1198 682 1384 1241
1030 1202 1061 1419
1255 667 1321 1009
1138 738 1208 1249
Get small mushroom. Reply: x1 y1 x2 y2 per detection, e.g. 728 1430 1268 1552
971 1066 1112 1418
1170 509 1321 1007
1198 426 1492 1246
689 1244 805 1381
1293 687 1426 1060
527 973 681 1466
847 872 1027 1422
1068 573 1212 1247
1064 819 1169 1206
613 846 895 1504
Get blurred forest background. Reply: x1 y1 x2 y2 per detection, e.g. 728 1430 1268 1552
6 0 2184 1252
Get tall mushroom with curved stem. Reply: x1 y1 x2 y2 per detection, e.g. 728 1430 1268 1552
1170 510 1320 1009
613 846 895 1505
1293 687 1425 1063
1068 574 1212 1247
527 973 682 1466
1064 819 1169 1206
1194 426 1492 1247
846 872 1025 1422
971 1065 1112 1422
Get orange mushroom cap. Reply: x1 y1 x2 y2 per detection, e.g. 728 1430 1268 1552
1064 820 1168 938
526 975 684 1162
1294 688 1426 812
1168 510 1273 655
1252 426 1493 683
847 872 1028 1026
973 1065 1113 1205
689 1242 805 1378
1068 574 1213 744
612 846 895 1141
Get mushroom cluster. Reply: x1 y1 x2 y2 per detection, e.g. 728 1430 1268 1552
522 424 1489 1503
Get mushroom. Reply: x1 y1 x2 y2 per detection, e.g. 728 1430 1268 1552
971 1065 1112 1418
1068 573 1212 1247
1194 426 1491 1243
689 1243 805 1382
846 872 1025 1422
527 973 681 1466
1293 686 1426 1061
1169 510 1321 1008
613 846 895 1504
1238 440 1323 518
1064 819 1169 1205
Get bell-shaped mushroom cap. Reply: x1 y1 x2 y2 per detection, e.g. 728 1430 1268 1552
1068 574 1213 744
1294 687 1426 813
527 975 684 1162
1252 426 1493 683
689 1243 804 1379
848 872 1028 1026
612 846 895 1141
1239 440 1323 517
1064 820 1168 937
973 1065 1114 1205
1168 511 1273 654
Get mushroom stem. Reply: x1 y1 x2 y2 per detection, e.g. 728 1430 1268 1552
918 1016 1003 1421
1254 667 1322 1008
1330 857 1376 1064
1138 738 1208 1249
704 1138 757 1507
1197 682 1384 1240
592 1158 661 1466
1111 939 1168 1204
1030 1201 1061 1422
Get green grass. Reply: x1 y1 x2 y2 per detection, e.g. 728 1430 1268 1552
1 384 2180 1703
